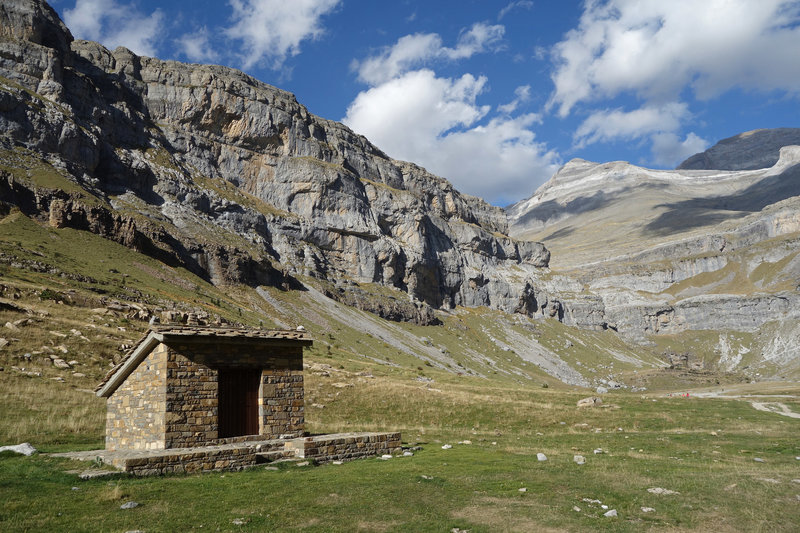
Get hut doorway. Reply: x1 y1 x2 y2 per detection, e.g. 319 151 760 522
218 369 260 438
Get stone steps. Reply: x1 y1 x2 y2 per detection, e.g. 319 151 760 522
254 450 291 463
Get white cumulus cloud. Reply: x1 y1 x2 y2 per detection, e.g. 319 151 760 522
344 70 559 204
225 0 340 70
175 28 219 63
498 85 532 115
498 1 534 21
549 0 800 117
353 23 504 85
64 0 164 56
344 70 490 162
574 102 691 147
651 132 708 167
346 23 560 204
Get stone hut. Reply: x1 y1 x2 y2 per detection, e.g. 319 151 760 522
95 326 312 451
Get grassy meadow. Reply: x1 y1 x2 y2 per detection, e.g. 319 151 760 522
2 363 799 532
1 210 799 531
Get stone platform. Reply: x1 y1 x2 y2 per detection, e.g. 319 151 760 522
53 431 402 476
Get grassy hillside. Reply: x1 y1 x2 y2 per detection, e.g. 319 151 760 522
1 208 799 531
2 365 799 531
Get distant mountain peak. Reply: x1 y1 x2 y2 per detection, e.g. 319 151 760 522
677 127 800 171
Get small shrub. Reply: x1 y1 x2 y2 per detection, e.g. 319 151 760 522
38 289 63 302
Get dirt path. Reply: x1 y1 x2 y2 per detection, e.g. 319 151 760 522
749 401 800 419
669 382 800 419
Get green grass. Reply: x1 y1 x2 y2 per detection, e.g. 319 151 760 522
1 370 799 532
1 209 799 531
0 148 104 207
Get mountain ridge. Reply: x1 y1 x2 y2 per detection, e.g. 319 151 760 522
0 0 554 325
1 0 799 384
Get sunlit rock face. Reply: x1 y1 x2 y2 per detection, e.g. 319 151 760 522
0 0 551 324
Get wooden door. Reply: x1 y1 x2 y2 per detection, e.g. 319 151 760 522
218 369 260 438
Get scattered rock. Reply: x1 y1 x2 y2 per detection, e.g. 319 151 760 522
573 506 581 512
379 454 393 460
232 518 248 525
604 509 617 517
53 359 70 369
451 528 470 533
577 396 602 407
296 461 310 467
264 466 279 471
596 386 608 394
754 457 766 463
537 453 548 462
0 338 8 350
0 442 36 456
641 507 655 513
331 382 354 388
119 501 139 510
332 461 343 465
593 448 604 454
4 322 18 331
647 487 680 495
574 455 586 465
403 451 414 457
442 444 452 450
421 475 434 480
518 487 527 492
458 440 472 445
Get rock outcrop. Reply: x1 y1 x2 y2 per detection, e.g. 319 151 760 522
508 135 800 374
0 0 551 322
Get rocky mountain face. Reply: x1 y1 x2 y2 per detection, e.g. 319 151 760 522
508 134 800 378
1 0 798 384
678 128 800 171
0 0 551 325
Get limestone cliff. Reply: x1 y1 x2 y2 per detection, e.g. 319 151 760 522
509 140 800 376
0 0 550 324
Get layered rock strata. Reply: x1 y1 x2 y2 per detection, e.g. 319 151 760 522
0 0 550 323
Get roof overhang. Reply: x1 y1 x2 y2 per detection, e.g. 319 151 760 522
96 327 313 398
96 330 164 398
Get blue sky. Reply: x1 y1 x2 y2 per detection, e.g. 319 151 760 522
51 0 800 206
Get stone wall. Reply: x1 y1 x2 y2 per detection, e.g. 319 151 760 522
83 431 404 475
260 369 304 438
106 338 306 450
162 341 305 447
121 446 258 476
164 347 218 448
105 344 167 451
285 432 403 463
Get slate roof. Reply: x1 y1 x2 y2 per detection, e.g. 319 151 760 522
95 326 312 397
